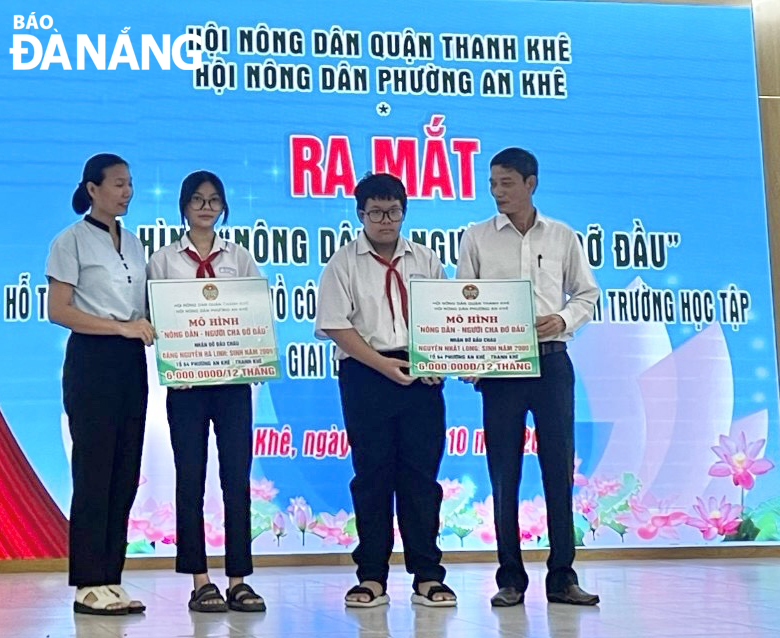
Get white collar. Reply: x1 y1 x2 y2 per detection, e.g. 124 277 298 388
177 232 227 256
356 232 413 260
494 210 548 233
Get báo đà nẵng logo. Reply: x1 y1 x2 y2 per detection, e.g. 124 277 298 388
9 13 203 70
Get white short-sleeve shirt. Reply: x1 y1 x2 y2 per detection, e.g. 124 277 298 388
45 216 147 321
146 233 261 280
315 233 446 359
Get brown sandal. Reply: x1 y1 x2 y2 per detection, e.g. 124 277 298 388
188 583 227 613
227 583 266 612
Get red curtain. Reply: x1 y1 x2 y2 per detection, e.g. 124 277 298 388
0 409 68 559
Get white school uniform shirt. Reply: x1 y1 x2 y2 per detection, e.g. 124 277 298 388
146 233 261 280
45 216 147 321
315 233 446 360
456 211 599 342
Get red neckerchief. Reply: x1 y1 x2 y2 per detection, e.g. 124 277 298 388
370 253 408 326
183 248 219 278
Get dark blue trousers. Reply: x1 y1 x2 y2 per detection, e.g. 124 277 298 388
167 384 253 577
480 351 578 593
338 353 446 588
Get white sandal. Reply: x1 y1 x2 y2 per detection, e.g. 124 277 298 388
74 586 129 616
107 585 146 613
344 584 390 608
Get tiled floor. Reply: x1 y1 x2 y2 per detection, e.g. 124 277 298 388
1 559 778 637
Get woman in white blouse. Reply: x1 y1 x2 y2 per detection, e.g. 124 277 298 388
147 171 265 613
47 153 153 615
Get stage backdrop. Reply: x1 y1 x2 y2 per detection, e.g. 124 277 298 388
1 0 777 559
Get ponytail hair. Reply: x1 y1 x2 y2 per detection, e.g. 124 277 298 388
72 153 128 214
71 182 91 214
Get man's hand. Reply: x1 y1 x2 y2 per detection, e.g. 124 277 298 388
536 314 565 339
420 376 443 386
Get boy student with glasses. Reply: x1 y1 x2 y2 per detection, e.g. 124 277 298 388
315 173 457 608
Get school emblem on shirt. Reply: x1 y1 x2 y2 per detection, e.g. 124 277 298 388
202 283 219 301
462 284 479 300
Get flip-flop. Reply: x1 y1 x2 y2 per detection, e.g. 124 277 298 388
74 586 129 616
188 583 228 613
411 582 457 607
226 583 266 612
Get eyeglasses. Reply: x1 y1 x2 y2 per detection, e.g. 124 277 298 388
190 194 224 211
361 207 404 223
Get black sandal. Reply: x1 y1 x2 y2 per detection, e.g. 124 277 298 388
188 583 227 613
344 584 390 608
226 583 266 612
411 582 457 607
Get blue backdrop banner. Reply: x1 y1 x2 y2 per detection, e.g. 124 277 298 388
0 0 776 558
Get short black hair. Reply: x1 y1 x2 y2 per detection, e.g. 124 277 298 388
354 173 407 213
72 153 128 214
490 148 538 182
179 170 230 224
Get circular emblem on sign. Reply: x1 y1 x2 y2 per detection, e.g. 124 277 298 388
462 284 479 300
202 283 219 301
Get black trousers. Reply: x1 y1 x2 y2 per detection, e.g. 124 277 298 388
480 351 578 593
338 353 446 588
63 333 147 587
166 384 253 577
